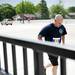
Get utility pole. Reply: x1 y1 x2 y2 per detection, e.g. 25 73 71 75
22 0 24 23
22 0 27 23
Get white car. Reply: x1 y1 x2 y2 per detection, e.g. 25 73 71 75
1 19 13 25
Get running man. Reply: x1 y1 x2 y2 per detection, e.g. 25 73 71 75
38 14 67 75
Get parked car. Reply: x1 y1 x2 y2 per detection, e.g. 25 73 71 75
1 19 13 25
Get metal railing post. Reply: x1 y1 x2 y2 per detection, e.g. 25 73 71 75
3 42 8 73
60 57 66 75
12 44 17 75
0 57 1 70
34 50 46 75
23 47 28 75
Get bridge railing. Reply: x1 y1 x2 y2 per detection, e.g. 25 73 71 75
0 35 75 75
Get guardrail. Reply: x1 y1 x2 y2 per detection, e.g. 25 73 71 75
0 35 75 75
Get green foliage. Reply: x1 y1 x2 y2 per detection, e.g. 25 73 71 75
0 1 71 20
35 0 49 19
16 1 36 14
49 4 68 18
35 3 41 13
40 0 49 19
68 7 75 12
0 4 16 21
35 3 42 19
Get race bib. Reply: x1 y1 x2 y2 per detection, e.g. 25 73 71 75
53 38 61 44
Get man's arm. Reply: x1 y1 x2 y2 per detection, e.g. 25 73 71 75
61 35 65 44
38 25 49 41
61 25 67 44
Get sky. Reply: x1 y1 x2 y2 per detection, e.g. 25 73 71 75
0 0 75 8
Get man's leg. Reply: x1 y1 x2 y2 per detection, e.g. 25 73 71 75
44 64 52 69
44 64 58 75
48 55 58 75
52 66 58 75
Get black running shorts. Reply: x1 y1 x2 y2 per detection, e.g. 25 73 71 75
48 54 58 66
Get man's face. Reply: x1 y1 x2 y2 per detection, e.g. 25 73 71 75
55 18 63 26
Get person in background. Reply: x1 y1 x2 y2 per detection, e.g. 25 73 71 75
38 14 67 75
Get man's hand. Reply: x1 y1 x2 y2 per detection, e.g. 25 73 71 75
61 35 65 44
38 35 42 40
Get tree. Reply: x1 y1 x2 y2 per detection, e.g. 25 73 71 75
68 7 75 13
0 4 16 21
16 1 36 14
40 0 49 19
35 3 41 13
35 3 42 19
0 6 3 21
49 4 68 18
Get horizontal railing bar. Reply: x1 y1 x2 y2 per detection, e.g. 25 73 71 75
0 35 75 60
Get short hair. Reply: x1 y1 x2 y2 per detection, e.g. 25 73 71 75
55 14 63 20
